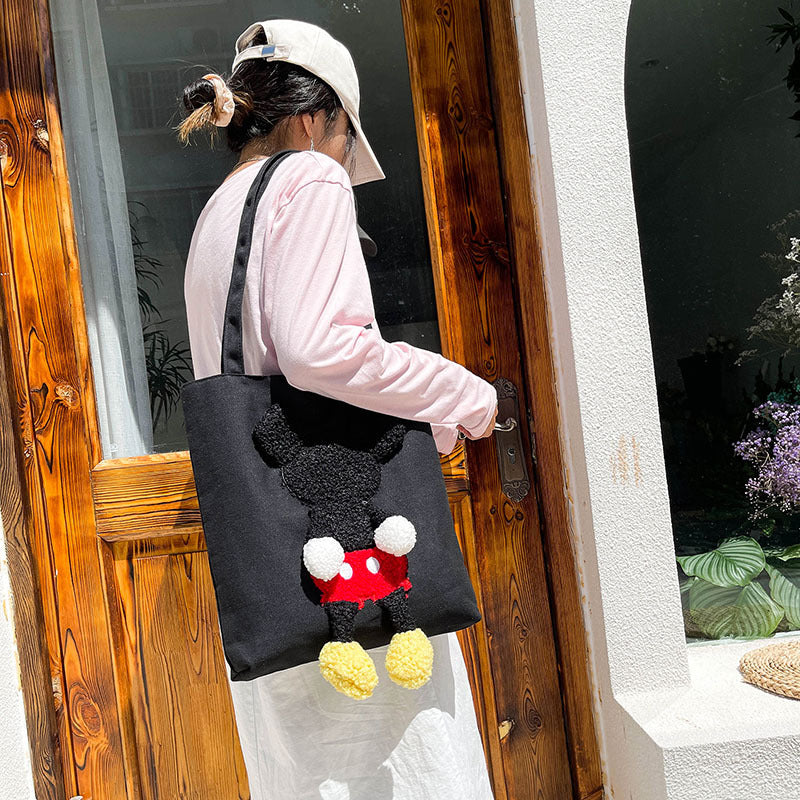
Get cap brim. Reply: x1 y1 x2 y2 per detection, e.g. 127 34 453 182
230 31 385 186
346 111 385 187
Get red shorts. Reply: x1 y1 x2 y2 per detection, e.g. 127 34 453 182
311 546 412 609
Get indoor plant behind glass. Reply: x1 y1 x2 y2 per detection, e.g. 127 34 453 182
130 200 193 430
678 221 800 641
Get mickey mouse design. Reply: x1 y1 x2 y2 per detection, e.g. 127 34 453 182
253 404 434 699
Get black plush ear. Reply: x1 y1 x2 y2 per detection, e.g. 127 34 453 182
252 404 304 467
370 423 407 464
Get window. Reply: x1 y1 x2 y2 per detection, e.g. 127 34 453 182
627 2 800 641
50 1 439 457
113 64 201 132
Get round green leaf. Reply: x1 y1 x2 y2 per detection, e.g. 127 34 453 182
765 558 800 629
777 544 800 561
688 578 783 639
677 537 765 587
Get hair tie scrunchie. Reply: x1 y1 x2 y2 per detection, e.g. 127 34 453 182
202 73 236 127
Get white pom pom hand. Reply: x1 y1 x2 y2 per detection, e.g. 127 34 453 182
374 515 417 556
303 537 345 581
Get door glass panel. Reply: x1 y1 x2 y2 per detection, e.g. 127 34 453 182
627 2 800 641
49 1 440 457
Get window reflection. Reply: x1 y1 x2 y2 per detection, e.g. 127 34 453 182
51 1 439 455
627 2 800 641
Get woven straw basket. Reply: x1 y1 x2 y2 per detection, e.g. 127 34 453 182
739 640 800 700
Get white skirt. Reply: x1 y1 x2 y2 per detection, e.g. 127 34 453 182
222 627 496 800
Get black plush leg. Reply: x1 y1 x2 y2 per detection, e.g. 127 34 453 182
326 600 360 642
376 587 416 633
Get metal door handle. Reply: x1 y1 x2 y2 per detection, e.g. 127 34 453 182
494 417 516 432
454 378 530 502
456 416 515 440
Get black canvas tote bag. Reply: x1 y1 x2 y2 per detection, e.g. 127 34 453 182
181 150 481 686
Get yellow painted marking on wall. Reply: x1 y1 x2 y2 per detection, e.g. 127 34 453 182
611 435 642 486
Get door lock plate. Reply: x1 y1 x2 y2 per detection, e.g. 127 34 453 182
493 377 530 502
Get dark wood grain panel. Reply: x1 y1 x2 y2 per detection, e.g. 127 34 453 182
402 0 574 796
92 453 201 540
113 532 208 559
479 1 604 795
109 541 249 799
0 12 78 794
452 491 509 800
0 195 65 800
0 1 129 797
36 0 105 472
92 449 469 541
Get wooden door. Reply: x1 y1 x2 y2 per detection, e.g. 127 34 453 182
0 1 601 799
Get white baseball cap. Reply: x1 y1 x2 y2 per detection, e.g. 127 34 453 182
231 19 386 187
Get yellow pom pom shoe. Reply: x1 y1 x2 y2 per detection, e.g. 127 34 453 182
318 640 379 699
384 628 434 689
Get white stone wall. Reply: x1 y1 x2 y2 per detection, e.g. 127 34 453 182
0 517 36 800
512 0 800 797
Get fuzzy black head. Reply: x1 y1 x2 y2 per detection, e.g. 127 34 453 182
282 444 379 504
252 404 407 507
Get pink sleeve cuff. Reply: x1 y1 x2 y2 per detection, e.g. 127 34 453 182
430 380 498 454
431 423 459 455
461 380 499 438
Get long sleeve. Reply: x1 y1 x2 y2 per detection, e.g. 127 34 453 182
261 164 497 454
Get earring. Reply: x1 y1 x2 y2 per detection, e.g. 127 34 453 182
309 136 315 152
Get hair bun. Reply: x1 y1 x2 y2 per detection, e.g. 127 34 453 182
182 76 216 114
201 73 236 127
177 73 236 144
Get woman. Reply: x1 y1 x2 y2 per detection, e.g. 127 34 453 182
178 19 498 800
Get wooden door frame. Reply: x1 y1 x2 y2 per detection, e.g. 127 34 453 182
0 0 601 798
479 4 603 796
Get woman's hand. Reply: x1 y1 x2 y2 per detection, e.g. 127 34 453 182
456 404 498 441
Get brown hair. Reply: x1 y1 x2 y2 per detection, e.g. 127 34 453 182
176 28 346 152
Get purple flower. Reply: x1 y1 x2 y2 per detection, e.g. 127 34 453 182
733 402 800 520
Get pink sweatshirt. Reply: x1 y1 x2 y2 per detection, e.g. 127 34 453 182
184 150 498 454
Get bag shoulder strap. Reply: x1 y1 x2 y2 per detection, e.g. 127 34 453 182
220 149 299 375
